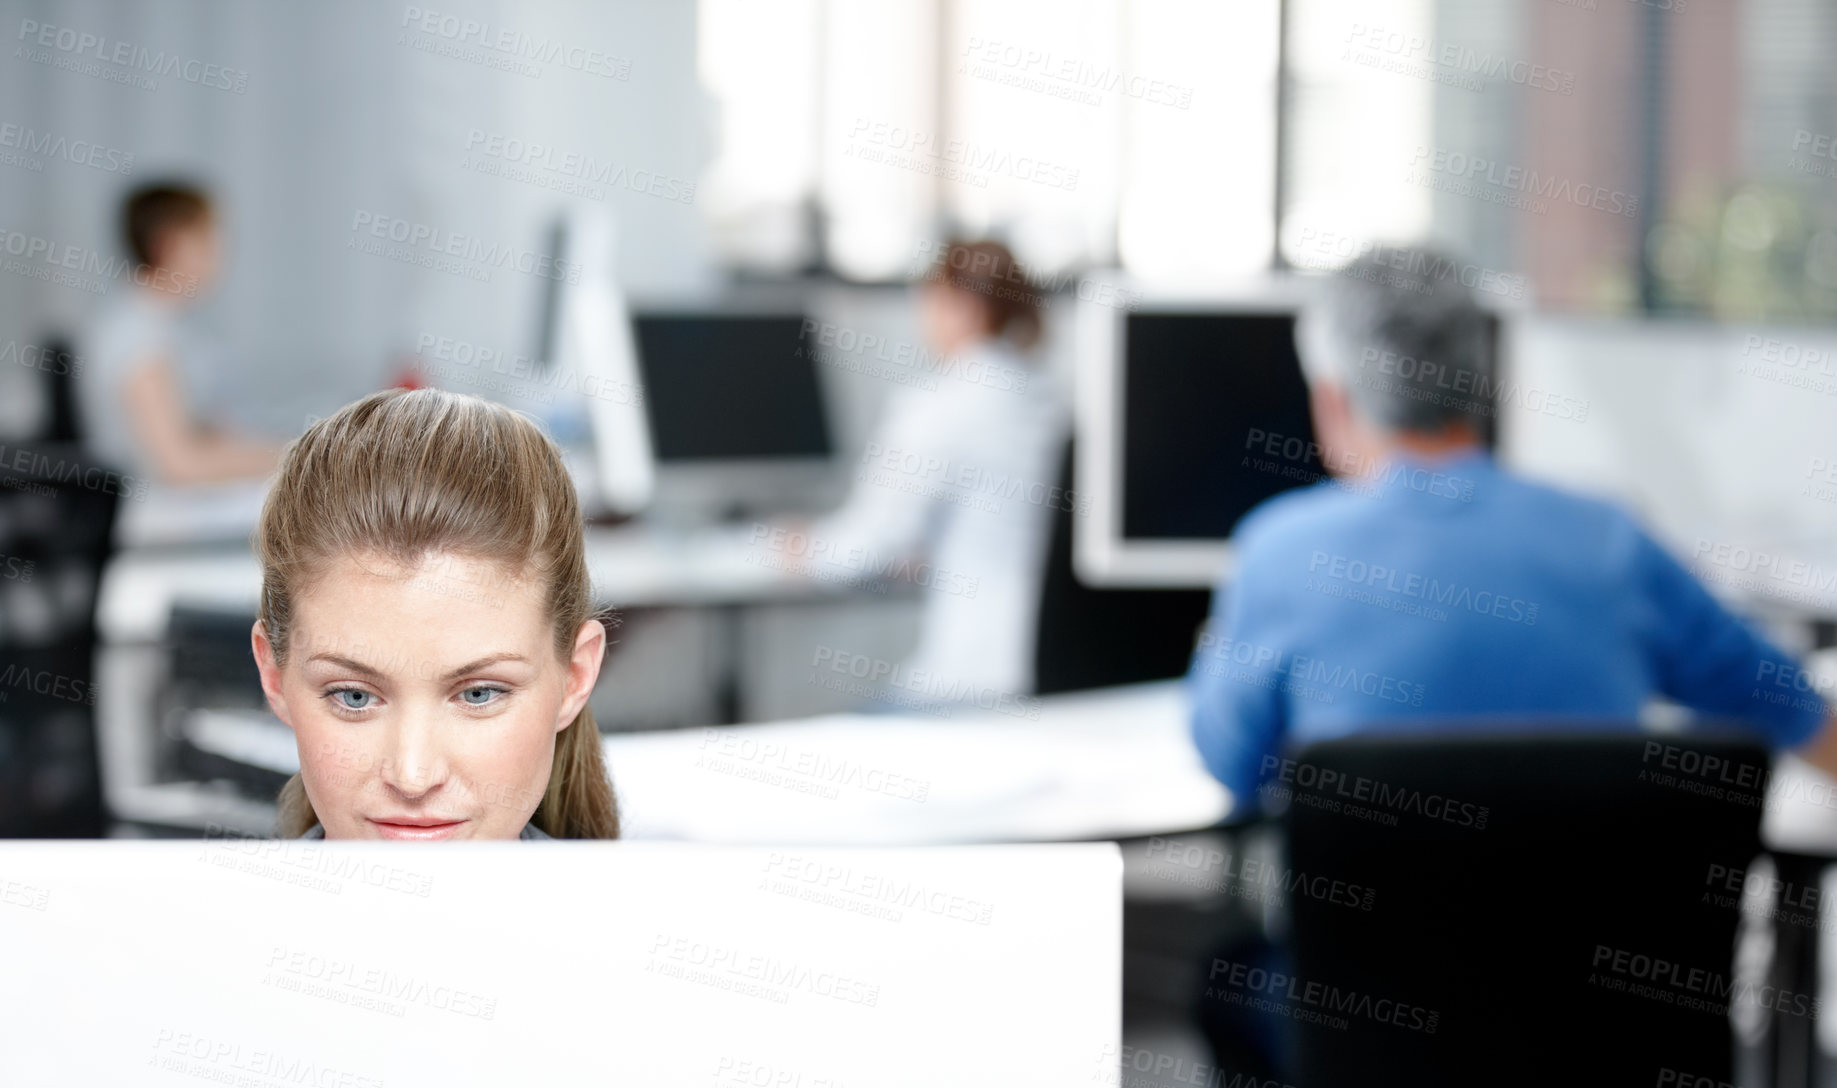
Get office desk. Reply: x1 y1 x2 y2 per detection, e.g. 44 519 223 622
605 680 1233 845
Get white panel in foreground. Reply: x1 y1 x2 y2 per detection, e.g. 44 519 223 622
0 842 1120 1086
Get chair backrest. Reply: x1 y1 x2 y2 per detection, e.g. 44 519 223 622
0 442 124 836
1032 438 1211 694
1276 731 1769 1087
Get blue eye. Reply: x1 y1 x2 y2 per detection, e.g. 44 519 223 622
460 685 507 707
329 688 374 711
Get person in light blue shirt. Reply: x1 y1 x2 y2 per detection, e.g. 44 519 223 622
1187 248 1837 804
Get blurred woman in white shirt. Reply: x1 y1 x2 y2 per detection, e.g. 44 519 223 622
807 240 1069 711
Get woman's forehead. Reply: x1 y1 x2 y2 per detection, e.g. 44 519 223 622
289 551 549 656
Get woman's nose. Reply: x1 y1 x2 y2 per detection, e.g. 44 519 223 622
377 708 451 800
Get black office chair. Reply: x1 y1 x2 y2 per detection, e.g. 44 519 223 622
0 441 124 836
1267 731 1771 1087
1032 438 1212 694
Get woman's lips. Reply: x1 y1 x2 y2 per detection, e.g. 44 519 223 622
366 817 466 841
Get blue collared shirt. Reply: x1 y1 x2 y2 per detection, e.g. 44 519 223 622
1187 451 1826 801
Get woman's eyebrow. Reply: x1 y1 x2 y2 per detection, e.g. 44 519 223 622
303 652 530 681
304 652 385 680
440 653 531 681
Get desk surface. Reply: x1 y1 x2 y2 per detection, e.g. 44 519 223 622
97 523 836 644
605 680 1233 845
2 841 1120 1085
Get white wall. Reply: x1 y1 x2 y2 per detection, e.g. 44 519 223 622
0 0 714 437
1504 314 1837 621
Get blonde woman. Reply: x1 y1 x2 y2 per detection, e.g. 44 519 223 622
250 389 619 840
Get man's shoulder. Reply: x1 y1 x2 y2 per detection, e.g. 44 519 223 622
1233 481 1376 556
1234 466 1640 565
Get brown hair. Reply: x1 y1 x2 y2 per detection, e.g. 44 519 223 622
929 239 1044 349
258 388 619 839
122 183 213 270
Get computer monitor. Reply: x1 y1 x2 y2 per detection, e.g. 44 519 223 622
1074 283 1503 588
534 208 656 516
630 307 838 520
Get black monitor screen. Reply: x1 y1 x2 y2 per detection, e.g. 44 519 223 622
632 314 832 462
1121 311 1323 541
1121 310 1500 541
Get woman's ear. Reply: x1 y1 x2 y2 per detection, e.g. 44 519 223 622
250 619 295 730
558 619 607 732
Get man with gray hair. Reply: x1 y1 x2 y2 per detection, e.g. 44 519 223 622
1186 247 1837 802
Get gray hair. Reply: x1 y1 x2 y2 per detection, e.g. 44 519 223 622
1294 247 1494 434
